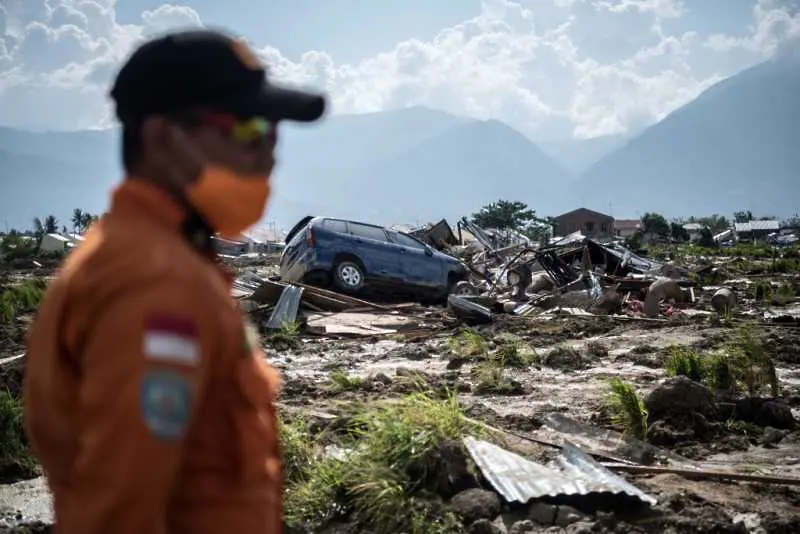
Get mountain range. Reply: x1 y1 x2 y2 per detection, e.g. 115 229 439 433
0 54 798 232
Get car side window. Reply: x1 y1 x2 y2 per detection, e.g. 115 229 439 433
323 219 348 234
349 223 389 242
390 232 426 250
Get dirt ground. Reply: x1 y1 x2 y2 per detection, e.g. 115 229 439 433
272 314 800 533
2 300 800 532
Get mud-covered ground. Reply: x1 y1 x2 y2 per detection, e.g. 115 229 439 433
272 314 800 533
3 309 800 532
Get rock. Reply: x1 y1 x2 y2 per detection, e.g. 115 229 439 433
711 288 736 316
541 347 586 371
643 278 686 317
449 488 502 524
403 347 431 360
645 376 718 421
466 518 505 534
646 419 693 446
427 440 479 498
735 398 797 430
762 426 788 446
565 522 597 534
757 400 796 430
555 505 588 527
527 502 558 524
508 519 535 534
733 512 765 534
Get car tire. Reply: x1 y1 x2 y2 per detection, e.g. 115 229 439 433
452 280 478 296
332 260 365 293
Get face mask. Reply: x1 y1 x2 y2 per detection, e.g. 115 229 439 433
186 166 271 238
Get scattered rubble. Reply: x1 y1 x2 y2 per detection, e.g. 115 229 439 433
1 219 800 533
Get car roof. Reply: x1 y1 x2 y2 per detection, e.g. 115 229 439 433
319 217 389 231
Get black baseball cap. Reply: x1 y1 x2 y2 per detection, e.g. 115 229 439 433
110 28 326 124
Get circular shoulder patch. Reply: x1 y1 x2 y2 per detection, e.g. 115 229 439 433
140 371 193 441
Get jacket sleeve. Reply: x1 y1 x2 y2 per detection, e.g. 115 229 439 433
59 280 215 534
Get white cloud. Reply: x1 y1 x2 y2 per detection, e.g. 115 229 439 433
0 0 798 138
591 0 686 19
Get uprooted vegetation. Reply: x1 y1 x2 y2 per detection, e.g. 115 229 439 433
281 391 484 534
446 329 536 394
596 325 796 453
605 378 649 441
662 326 779 396
0 277 47 327
0 378 37 481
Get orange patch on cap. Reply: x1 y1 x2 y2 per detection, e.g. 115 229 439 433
232 39 262 70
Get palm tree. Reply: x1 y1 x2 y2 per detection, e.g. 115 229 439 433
44 215 58 234
72 208 84 234
79 212 93 233
32 217 44 251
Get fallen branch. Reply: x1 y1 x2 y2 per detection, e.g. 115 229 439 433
603 463 800 486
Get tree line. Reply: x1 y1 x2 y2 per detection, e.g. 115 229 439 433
1 208 101 262
3 208 100 238
468 199 799 246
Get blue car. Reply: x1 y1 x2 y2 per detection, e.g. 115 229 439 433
279 216 469 301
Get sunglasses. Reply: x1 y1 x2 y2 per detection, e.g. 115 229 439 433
198 113 275 145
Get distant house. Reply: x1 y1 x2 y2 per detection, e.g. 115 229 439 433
682 223 705 241
734 220 780 243
245 226 288 252
552 208 614 239
39 233 71 253
212 235 249 255
614 219 641 239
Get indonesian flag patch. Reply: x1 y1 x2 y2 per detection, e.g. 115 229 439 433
144 314 200 366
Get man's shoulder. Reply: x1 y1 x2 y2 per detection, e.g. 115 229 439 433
60 219 209 298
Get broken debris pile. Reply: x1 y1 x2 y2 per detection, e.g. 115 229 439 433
410 217 799 323
236 217 799 336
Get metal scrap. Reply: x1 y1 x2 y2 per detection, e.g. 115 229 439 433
463 436 657 507
266 285 304 329
447 294 493 324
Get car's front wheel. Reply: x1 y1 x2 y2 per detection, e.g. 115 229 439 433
332 260 365 293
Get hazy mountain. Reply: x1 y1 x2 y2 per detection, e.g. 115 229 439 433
575 56 800 218
538 133 633 175
0 107 570 231
275 118 573 225
0 137 118 232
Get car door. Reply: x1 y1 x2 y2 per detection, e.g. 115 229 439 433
347 222 403 284
388 231 444 290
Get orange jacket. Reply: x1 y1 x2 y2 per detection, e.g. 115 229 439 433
24 180 283 534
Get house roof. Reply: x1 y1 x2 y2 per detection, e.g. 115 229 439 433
45 233 71 242
552 207 614 222
245 227 287 243
734 220 780 232
615 219 641 230
212 235 247 246
683 223 704 231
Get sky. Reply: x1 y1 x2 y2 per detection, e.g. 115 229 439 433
1 0 799 141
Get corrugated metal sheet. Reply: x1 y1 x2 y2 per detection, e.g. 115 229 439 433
735 221 780 232
267 285 304 329
463 437 656 506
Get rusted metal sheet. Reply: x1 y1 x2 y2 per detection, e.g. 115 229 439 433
463 437 656 506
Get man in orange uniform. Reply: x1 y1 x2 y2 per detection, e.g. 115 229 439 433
23 29 325 534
